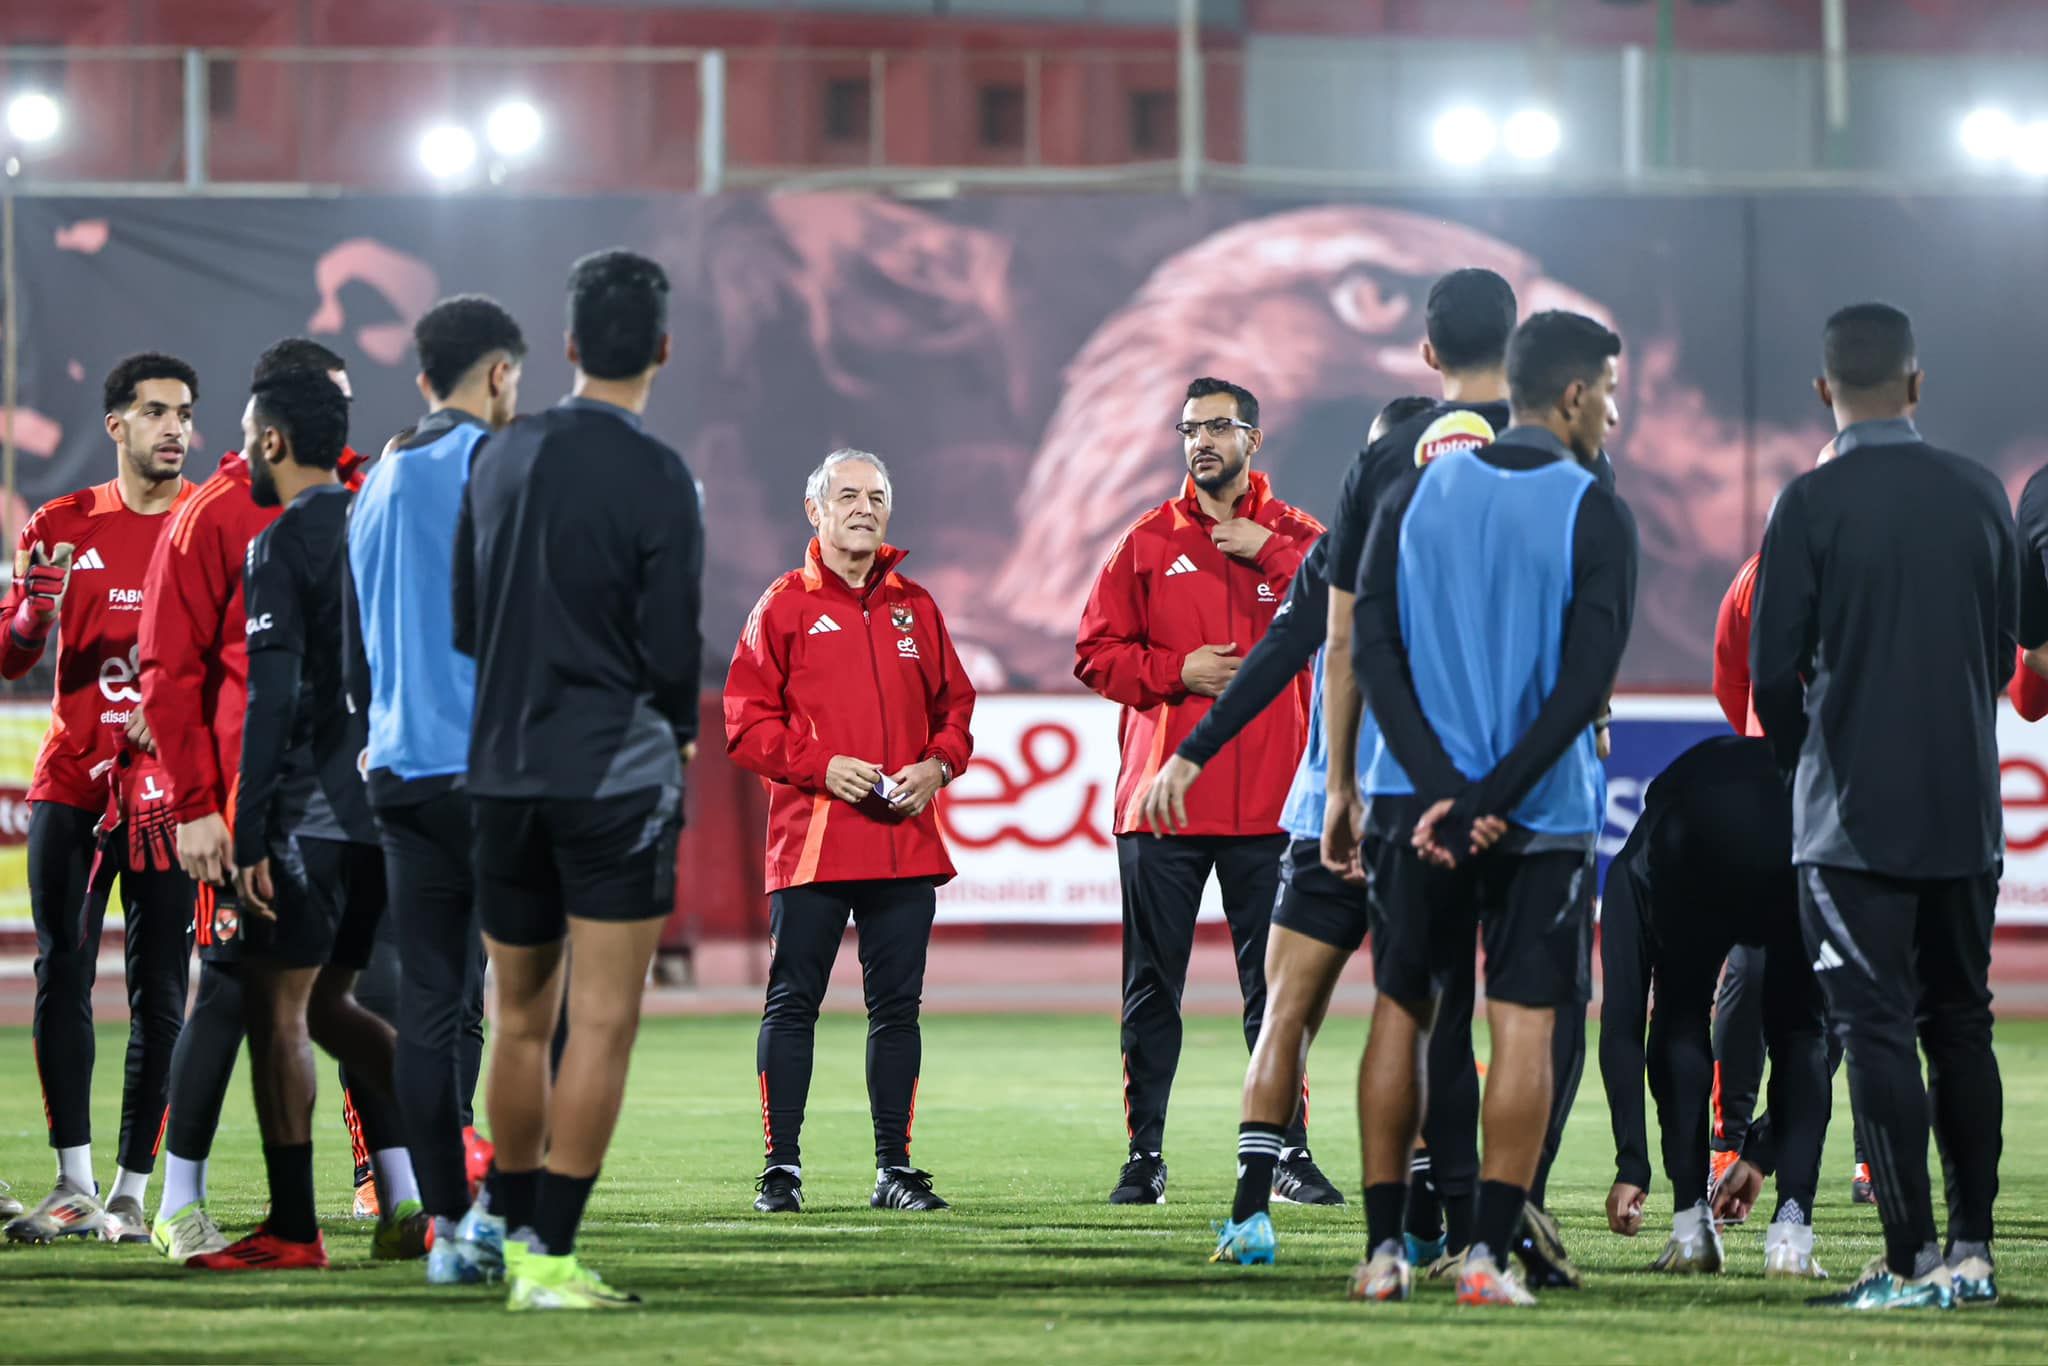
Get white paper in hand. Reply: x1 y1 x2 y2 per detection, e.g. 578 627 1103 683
873 774 901 803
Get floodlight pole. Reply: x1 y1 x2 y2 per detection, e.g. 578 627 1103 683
699 49 726 194
1621 45 1646 179
3 178 16 549
1821 0 1849 168
183 48 208 188
1652 0 1674 170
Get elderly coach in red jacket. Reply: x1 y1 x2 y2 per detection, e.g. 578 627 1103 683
725 447 975 1218
1075 376 1330 1209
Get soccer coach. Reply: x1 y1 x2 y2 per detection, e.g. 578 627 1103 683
1075 376 1325 1208
725 448 975 1216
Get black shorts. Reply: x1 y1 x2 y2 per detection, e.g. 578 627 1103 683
472 786 680 948
1365 802 1592 1010
1270 837 1369 952
253 835 387 971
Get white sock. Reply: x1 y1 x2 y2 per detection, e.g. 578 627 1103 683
373 1148 421 1210
768 1164 801 1177
56 1145 94 1193
1767 1219 1814 1255
1672 1202 1709 1241
109 1166 149 1206
158 1155 206 1219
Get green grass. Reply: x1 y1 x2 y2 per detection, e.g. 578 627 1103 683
1 1013 2044 1363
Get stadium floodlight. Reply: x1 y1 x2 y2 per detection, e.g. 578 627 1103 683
1502 108 1562 161
2013 119 2048 177
418 123 479 181
1959 106 2018 164
1432 107 1497 168
5 91 60 145
486 100 543 159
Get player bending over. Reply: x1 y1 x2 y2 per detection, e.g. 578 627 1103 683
1598 735 1831 1278
1705 537 1872 1212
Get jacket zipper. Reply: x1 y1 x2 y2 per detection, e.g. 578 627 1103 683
861 597 901 875
1228 548 1245 827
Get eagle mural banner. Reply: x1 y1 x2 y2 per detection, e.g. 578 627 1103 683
11 191 2048 924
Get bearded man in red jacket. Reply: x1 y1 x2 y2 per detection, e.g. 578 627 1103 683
725 448 975 1216
1075 376 1330 1209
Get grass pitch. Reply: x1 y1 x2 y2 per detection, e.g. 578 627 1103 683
1 1012 2044 1363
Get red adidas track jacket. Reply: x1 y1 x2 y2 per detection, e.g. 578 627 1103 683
1713 552 1766 738
725 540 975 893
1075 469 1321 837
139 447 365 823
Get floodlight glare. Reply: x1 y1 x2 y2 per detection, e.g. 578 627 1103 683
5 92 60 145
418 123 479 181
1503 108 1562 161
1959 106 2017 163
2012 118 2048 177
1432 107 1497 168
486 101 543 159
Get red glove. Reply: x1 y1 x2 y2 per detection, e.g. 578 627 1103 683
337 445 367 493
10 541 72 644
93 745 178 874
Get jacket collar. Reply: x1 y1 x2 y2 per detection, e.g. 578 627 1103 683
802 537 907 597
409 408 487 445
559 394 643 431
1833 416 1921 459
1176 467 1272 526
1493 425 1576 463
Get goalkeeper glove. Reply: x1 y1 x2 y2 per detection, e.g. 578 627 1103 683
9 540 73 644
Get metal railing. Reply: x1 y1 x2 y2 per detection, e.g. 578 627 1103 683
4 40 2048 198
0 43 1218 195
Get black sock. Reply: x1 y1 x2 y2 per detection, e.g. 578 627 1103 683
487 1165 541 1233
532 1169 598 1257
1363 1181 1407 1255
1232 1123 1285 1223
1405 1153 1444 1241
1443 1191 1476 1255
263 1143 318 1243
1474 1180 1526 1270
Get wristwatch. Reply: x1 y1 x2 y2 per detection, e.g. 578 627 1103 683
934 757 954 787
